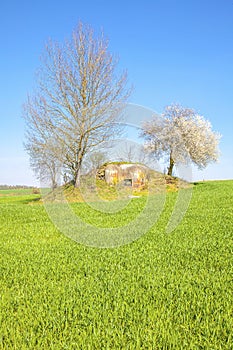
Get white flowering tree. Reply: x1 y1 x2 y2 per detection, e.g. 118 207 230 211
141 104 221 176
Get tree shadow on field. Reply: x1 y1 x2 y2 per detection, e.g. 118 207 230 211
192 182 205 186
14 196 41 205
25 197 41 205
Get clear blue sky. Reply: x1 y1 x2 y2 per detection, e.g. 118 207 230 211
1 0 232 185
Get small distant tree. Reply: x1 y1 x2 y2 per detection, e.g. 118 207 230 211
23 22 130 188
116 143 147 164
25 137 62 189
83 151 108 175
23 99 63 189
141 104 221 176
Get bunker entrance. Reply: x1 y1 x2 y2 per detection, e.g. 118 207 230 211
123 178 132 187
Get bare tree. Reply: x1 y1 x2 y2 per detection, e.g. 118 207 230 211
116 142 147 164
82 151 108 175
23 22 130 187
141 104 221 176
23 95 63 188
28 145 60 189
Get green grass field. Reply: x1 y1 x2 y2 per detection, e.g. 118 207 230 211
0 181 232 349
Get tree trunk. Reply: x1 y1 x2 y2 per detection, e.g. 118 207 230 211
74 155 83 187
167 153 175 176
74 171 80 188
52 179 58 190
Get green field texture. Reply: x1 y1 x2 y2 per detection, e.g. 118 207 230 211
0 188 35 196
0 180 232 349
0 188 40 205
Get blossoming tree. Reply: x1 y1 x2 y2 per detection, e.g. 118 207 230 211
141 104 221 176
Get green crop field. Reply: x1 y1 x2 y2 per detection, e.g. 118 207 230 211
0 181 232 349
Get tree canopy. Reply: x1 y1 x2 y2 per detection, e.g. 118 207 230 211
141 104 221 176
23 22 130 187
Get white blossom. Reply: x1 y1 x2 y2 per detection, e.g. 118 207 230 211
141 104 221 176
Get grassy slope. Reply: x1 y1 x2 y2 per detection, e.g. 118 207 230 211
0 180 232 349
45 174 191 204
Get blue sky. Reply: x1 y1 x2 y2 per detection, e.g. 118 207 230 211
0 0 232 185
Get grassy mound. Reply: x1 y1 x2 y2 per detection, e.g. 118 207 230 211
42 171 192 203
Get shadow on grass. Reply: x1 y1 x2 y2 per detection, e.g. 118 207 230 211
25 197 41 205
192 182 205 186
2 196 42 205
